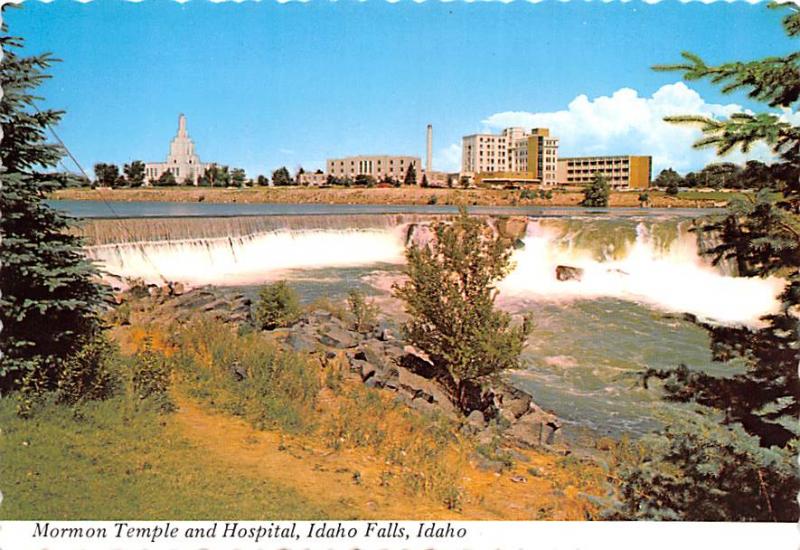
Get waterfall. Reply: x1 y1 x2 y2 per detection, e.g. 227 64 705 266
498 220 783 326
84 215 783 326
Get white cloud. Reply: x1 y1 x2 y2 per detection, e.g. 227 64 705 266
435 143 462 173
481 82 782 174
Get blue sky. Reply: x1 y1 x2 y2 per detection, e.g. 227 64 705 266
7 1 797 176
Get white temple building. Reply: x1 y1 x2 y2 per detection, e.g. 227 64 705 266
144 114 211 185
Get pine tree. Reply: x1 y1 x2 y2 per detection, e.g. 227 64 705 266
0 32 107 393
404 163 417 186
610 2 800 521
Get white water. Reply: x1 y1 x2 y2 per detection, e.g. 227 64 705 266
87 229 406 286
500 221 784 326
86 221 783 326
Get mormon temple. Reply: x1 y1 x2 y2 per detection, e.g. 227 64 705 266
144 114 211 185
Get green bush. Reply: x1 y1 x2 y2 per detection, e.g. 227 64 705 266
129 344 174 413
581 173 610 207
347 289 378 333
56 334 120 405
254 281 301 330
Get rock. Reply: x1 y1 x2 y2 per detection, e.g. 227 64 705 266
169 281 186 296
287 331 318 353
495 216 528 240
555 265 584 282
506 407 562 448
350 359 376 382
202 298 229 312
355 342 388 372
510 475 527 484
467 409 485 428
308 309 333 322
317 325 359 349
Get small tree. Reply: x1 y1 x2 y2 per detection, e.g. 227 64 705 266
347 289 378 333
123 160 145 187
421 173 429 188
156 170 176 186
272 166 293 186
404 164 417 186
254 281 301 330
93 162 119 187
231 167 247 187
581 172 610 207
654 168 683 190
638 191 650 207
256 174 269 186
354 174 376 187
393 208 531 411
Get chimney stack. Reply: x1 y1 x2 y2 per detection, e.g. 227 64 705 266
426 124 433 175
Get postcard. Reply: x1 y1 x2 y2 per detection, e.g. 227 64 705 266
0 1 797 549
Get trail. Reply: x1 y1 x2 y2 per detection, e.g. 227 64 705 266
169 394 597 520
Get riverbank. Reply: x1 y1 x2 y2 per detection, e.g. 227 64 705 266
1 285 607 520
51 186 730 208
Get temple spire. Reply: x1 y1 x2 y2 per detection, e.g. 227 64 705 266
178 113 187 137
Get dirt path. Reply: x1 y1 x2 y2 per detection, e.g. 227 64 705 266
170 395 599 520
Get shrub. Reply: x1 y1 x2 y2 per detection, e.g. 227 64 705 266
393 207 532 411
56 334 120 405
347 289 378 333
254 281 301 330
129 343 174 413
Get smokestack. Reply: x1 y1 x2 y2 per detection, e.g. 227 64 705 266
426 124 433 175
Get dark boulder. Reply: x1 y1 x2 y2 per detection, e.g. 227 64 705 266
555 265 584 282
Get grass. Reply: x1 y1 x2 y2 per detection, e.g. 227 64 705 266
0 396 328 519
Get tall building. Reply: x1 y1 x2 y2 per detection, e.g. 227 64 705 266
556 155 652 189
326 155 422 182
144 114 212 185
461 127 559 186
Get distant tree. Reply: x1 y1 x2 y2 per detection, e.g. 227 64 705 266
354 174 377 187
638 191 650 207
156 170 177 186
393 208 531 412
181 175 194 186
256 174 269 186
0 32 108 394
460 175 470 188
272 166 293 186
580 172 610 207
295 166 305 185
665 181 679 196
404 164 417 186
326 174 337 186
93 162 119 187
654 168 683 190
607 2 800 522
123 160 145 187
230 168 247 187
421 173 429 188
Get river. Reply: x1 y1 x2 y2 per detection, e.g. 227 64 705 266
51 200 781 442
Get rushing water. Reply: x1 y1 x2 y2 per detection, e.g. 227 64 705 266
57 201 783 440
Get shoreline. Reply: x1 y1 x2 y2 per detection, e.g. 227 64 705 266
51 186 729 209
